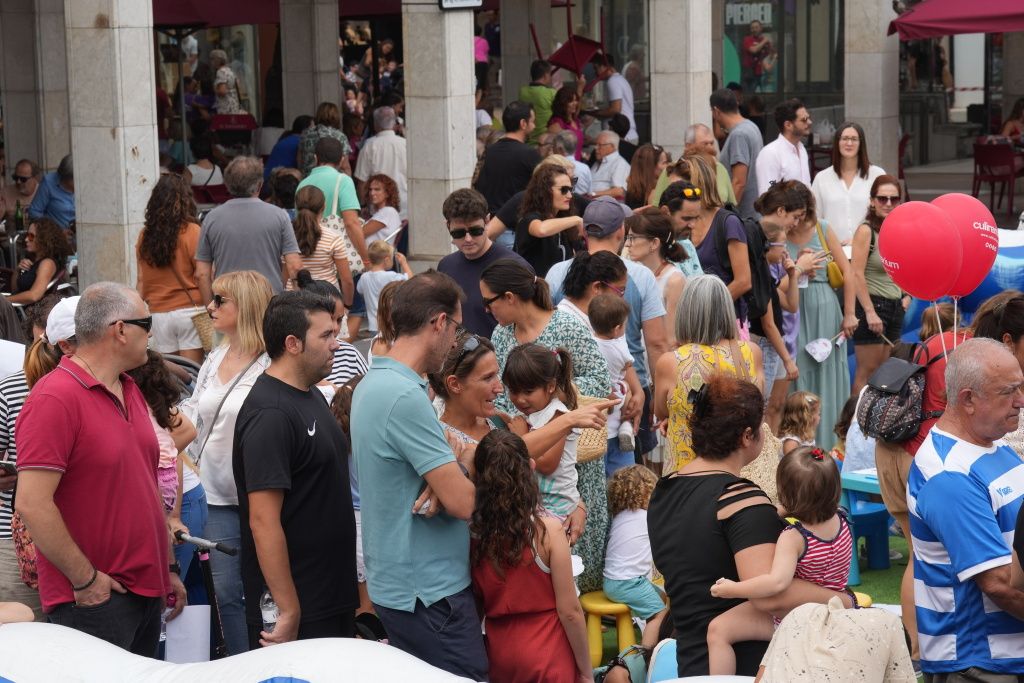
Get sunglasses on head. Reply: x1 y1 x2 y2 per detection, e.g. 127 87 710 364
681 187 701 198
874 195 901 205
452 335 482 374
109 317 153 332
449 226 486 240
212 293 232 308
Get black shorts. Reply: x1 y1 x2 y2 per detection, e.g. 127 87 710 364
853 294 905 345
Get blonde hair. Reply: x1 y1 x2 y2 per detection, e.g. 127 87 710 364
368 240 395 265
213 270 274 356
681 154 722 209
779 391 820 442
533 154 575 177
607 465 658 515
919 303 960 341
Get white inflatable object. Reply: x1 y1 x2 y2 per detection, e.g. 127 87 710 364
0 622 476 683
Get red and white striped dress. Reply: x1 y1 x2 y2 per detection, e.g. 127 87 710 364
773 512 853 625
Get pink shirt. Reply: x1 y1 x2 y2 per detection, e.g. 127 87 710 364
16 357 169 611
474 36 489 63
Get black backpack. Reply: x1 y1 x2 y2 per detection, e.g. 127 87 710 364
856 341 947 443
710 205 775 322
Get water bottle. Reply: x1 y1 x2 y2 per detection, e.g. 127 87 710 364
260 589 279 633
13 201 22 232
158 593 176 660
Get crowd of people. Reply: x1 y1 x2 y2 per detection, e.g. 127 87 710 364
1 44 1024 683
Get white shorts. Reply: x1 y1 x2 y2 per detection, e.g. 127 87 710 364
354 508 365 583
151 306 205 354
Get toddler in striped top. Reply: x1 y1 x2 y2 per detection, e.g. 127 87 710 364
705 445 853 675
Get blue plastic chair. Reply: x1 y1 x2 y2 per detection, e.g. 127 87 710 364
845 490 891 586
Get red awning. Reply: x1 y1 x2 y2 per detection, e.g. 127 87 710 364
888 0 1024 40
153 0 279 28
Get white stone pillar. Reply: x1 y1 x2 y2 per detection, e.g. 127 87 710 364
280 0 340 125
845 0 899 177
712 0 724 86
402 0 476 261
649 0 713 159
65 0 159 287
500 0 550 108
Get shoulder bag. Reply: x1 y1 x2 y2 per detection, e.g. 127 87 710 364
323 174 365 276
187 355 261 468
169 262 214 353
815 221 844 289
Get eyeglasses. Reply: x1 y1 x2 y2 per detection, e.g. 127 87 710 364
601 281 626 297
624 233 649 244
451 336 482 374
798 116 812 124
571 176 579 187
449 226 486 240
838 137 860 144
482 292 505 310
874 195 901 205
212 293 232 307
556 185 573 196
110 317 153 332
11 174 30 184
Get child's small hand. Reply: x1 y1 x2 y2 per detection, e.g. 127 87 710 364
710 577 737 598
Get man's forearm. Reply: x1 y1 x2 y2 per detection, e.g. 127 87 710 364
19 501 94 587
196 266 213 305
251 515 300 616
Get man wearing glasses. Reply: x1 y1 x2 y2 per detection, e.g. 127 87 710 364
437 189 531 337
755 98 813 194
16 282 186 655
0 159 41 228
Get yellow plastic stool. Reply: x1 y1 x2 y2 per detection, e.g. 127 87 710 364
580 591 636 668
854 591 873 607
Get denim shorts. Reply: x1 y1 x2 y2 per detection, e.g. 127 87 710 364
853 295 905 345
603 576 666 620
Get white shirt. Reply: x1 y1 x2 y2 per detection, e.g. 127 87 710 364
353 130 408 219
595 335 632 433
755 134 811 194
592 151 631 193
188 164 224 187
572 159 593 195
604 73 638 143
364 205 402 245
811 164 885 243
604 509 653 580
0 340 24 381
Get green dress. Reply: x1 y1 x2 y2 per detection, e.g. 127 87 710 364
492 309 612 593
787 222 850 449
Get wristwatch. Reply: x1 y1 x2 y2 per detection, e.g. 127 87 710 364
169 561 182 576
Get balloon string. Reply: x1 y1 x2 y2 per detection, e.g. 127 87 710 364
936 300 949 360
952 297 959 350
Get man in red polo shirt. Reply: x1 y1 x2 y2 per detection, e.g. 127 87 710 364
16 282 185 656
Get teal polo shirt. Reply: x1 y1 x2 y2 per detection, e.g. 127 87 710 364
297 166 360 218
351 356 469 611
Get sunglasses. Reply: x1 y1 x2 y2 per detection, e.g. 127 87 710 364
212 293 232 307
601 281 626 297
449 226 486 240
482 291 505 310
874 195 901 205
452 336 482 374
109 317 153 332
681 187 701 198
11 174 31 184
556 185 573 196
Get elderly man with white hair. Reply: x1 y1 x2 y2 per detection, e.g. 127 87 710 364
907 337 1024 681
551 130 592 195
591 130 630 200
684 123 737 206
354 106 408 219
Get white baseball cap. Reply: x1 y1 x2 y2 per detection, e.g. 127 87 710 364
44 296 80 345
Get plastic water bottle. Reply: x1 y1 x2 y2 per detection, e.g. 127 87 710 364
260 590 279 633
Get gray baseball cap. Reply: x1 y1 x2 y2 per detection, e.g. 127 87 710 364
583 196 632 238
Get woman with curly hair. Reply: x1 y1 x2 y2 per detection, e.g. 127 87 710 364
547 85 585 160
360 173 402 246
289 185 354 304
625 143 670 209
470 429 591 683
8 218 71 306
136 173 205 362
514 163 583 276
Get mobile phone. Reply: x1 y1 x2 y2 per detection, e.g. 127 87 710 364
0 461 17 476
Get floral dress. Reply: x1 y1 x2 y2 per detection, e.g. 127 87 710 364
299 124 353 176
492 309 611 593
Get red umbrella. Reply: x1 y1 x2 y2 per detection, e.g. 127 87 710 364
888 0 1024 40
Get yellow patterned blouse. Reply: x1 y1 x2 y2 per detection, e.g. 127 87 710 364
663 341 757 476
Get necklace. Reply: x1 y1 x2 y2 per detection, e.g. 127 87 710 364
78 356 120 393
654 260 671 278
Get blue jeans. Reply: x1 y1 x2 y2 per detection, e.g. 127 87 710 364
174 484 208 579
753 334 782 401
605 436 634 478
203 504 248 656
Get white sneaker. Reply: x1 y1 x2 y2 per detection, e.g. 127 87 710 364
618 423 635 452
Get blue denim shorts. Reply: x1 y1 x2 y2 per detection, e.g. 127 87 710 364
603 576 666 620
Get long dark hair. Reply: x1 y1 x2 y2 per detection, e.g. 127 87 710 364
831 122 871 178
140 174 198 268
972 295 1024 345
550 85 579 123
293 185 325 257
29 218 73 266
519 164 572 221
470 430 545 577
865 174 901 232
563 251 627 300
502 343 577 410
128 350 183 431
753 179 806 217
624 208 685 262
625 144 664 208
481 258 553 311
329 374 363 452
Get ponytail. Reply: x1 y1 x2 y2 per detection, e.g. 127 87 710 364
531 276 553 311
563 252 594 299
294 185 326 257
553 347 577 410
24 336 60 388
481 259 553 311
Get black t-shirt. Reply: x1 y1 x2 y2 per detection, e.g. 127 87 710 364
514 211 574 278
748 269 782 337
648 472 783 676
496 191 591 233
437 243 533 337
233 374 358 626
473 138 542 213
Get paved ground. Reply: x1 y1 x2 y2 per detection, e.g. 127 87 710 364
905 158 1022 229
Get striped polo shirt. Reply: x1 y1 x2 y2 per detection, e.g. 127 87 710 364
908 427 1024 674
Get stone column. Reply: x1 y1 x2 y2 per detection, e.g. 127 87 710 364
712 0 724 85
500 0 550 108
280 0 340 125
402 0 476 262
649 0 713 159
844 0 899 177
65 0 159 287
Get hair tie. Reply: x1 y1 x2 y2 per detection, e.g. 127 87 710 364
533 275 538 285
551 349 561 362
809 447 826 461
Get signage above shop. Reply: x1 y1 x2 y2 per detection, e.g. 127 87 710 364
438 0 483 9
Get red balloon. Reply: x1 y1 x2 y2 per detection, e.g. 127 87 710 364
877 201 962 301
930 193 999 298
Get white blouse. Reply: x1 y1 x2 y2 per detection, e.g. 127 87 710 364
811 164 885 244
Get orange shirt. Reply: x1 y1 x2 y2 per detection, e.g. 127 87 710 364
136 223 202 313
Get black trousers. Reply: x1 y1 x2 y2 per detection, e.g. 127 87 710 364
49 591 162 657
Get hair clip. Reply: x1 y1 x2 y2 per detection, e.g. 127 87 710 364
551 348 561 362
809 447 826 461
688 383 711 418
768 179 778 187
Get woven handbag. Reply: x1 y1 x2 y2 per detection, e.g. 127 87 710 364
575 391 609 464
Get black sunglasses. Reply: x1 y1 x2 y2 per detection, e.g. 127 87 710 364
11 174 31 184
874 195 901 205
482 292 505 310
556 185 573 196
452 336 482 374
212 293 232 307
449 226 486 240
109 317 153 332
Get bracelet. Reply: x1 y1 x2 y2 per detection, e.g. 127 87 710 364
793 265 803 275
72 567 98 592
576 502 587 516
